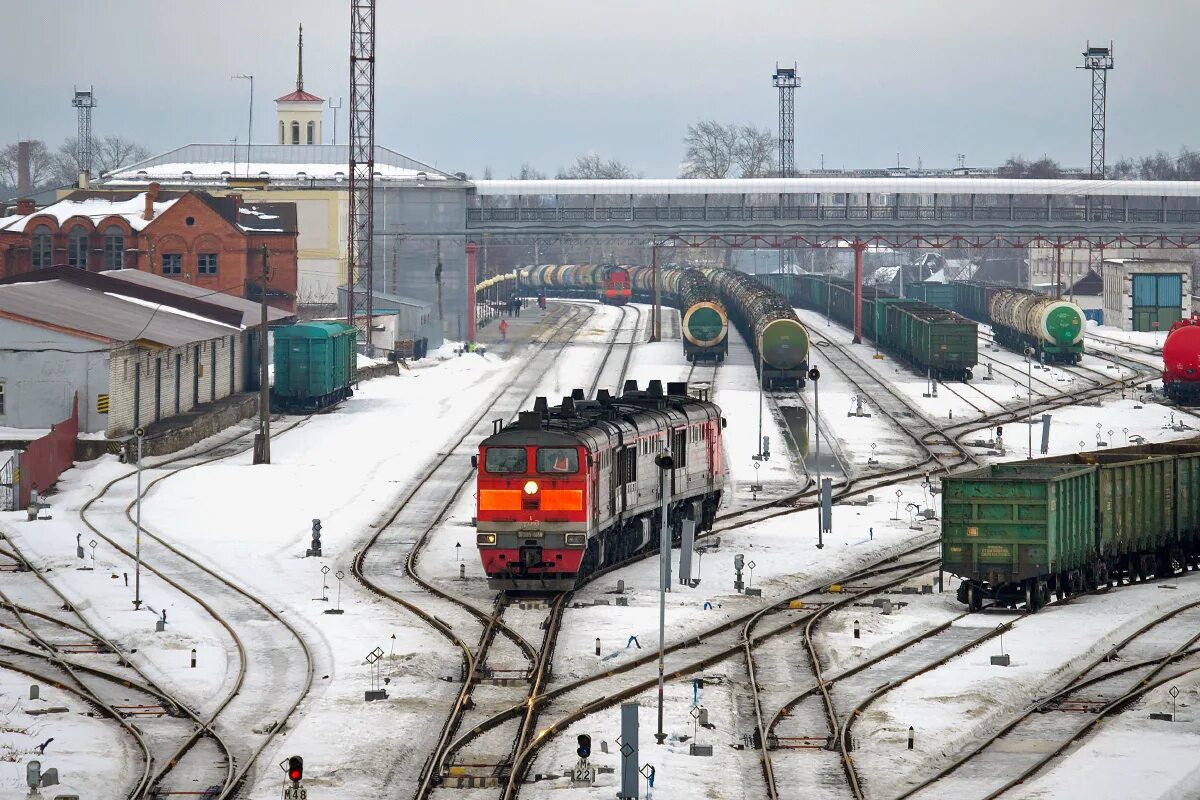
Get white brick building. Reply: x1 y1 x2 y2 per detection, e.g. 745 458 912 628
0 268 290 438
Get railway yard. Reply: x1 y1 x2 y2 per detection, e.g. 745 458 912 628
2 290 1199 800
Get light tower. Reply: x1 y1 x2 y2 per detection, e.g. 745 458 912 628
1079 42 1114 179
71 87 96 181
347 0 376 350
772 64 799 180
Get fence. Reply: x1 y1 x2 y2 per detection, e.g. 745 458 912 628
15 394 79 510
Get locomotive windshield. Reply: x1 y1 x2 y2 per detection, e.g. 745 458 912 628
537 447 579 474
485 447 527 473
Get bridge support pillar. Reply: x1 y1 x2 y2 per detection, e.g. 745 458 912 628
852 240 866 343
466 242 479 344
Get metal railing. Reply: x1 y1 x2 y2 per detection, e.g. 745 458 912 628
0 453 16 512
468 205 1200 225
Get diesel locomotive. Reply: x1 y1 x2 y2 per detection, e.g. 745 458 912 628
474 380 725 592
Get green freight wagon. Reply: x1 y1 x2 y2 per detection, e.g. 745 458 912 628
1091 441 1200 572
797 273 828 310
952 281 991 322
942 463 1098 611
1035 451 1176 574
272 322 356 411
884 301 977 380
905 281 958 310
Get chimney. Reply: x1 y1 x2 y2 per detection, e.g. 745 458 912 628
15 199 35 216
143 182 161 221
16 141 31 196
78 171 90 190
228 193 243 217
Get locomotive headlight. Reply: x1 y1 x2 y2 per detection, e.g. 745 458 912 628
523 480 539 495
565 533 586 547
477 533 497 545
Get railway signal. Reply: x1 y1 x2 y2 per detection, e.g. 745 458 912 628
308 519 322 557
577 734 592 759
286 755 303 783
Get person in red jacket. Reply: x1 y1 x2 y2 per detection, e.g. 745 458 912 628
499 318 508 341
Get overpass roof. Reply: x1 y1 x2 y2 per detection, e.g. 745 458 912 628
472 177 1200 198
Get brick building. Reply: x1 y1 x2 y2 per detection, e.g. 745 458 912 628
0 185 299 311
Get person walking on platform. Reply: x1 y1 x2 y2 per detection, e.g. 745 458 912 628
499 318 508 341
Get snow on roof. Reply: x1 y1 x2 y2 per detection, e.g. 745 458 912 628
473 177 1200 198
104 293 241 330
238 207 280 220
107 161 446 183
0 193 178 232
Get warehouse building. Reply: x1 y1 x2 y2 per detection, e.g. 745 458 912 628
1102 258 1192 332
0 268 291 438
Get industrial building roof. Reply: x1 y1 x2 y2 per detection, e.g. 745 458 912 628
0 280 239 348
100 270 294 327
472 177 1200 198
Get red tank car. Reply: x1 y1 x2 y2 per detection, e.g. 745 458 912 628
599 265 632 306
1163 316 1200 404
474 381 724 592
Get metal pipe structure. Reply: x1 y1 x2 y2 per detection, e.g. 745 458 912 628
466 242 478 343
256 244 271 465
133 430 143 609
852 241 865 343
654 452 672 745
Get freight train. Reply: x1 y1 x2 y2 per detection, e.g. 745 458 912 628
942 440 1200 612
760 273 977 381
704 269 810 387
1162 316 1200 403
907 281 1085 364
518 263 730 362
626 267 728 361
270 321 356 411
474 380 725 591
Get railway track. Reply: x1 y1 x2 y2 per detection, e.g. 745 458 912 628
76 414 317 797
893 596 1200 800
0 414 317 798
588 303 645 398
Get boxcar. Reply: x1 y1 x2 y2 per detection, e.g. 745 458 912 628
272 322 356 411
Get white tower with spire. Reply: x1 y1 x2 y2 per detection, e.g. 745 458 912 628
276 24 324 145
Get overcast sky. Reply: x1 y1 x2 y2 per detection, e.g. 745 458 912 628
4 0 1197 177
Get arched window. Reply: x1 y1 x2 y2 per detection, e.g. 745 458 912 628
103 226 124 269
31 225 52 269
67 226 89 268
306 121 315 145
291 121 300 145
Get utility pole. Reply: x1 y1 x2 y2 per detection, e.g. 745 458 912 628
348 0 377 349
254 245 271 465
231 74 253 178
651 244 661 342
133 427 144 609
435 240 444 325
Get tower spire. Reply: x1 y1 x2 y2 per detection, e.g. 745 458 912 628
297 23 304 93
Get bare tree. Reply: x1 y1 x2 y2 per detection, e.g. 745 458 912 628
512 162 546 180
96 136 151 175
0 140 56 190
681 120 738 178
998 155 1062 179
734 124 776 178
556 152 639 179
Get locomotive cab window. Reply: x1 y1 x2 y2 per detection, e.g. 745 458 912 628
485 447 527 473
537 447 579 474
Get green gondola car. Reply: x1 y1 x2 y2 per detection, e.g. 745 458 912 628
904 281 958 310
272 322 356 412
943 440 1200 612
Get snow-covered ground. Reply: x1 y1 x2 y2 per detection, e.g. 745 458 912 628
2 299 1199 800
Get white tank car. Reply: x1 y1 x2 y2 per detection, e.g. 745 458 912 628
988 290 1085 347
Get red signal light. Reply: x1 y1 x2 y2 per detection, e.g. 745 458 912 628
287 755 303 782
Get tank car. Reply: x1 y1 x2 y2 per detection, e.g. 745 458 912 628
705 268 809 387
1163 316 1200 403
474 380 725 592
678 270 728 361
986 287 1084 363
